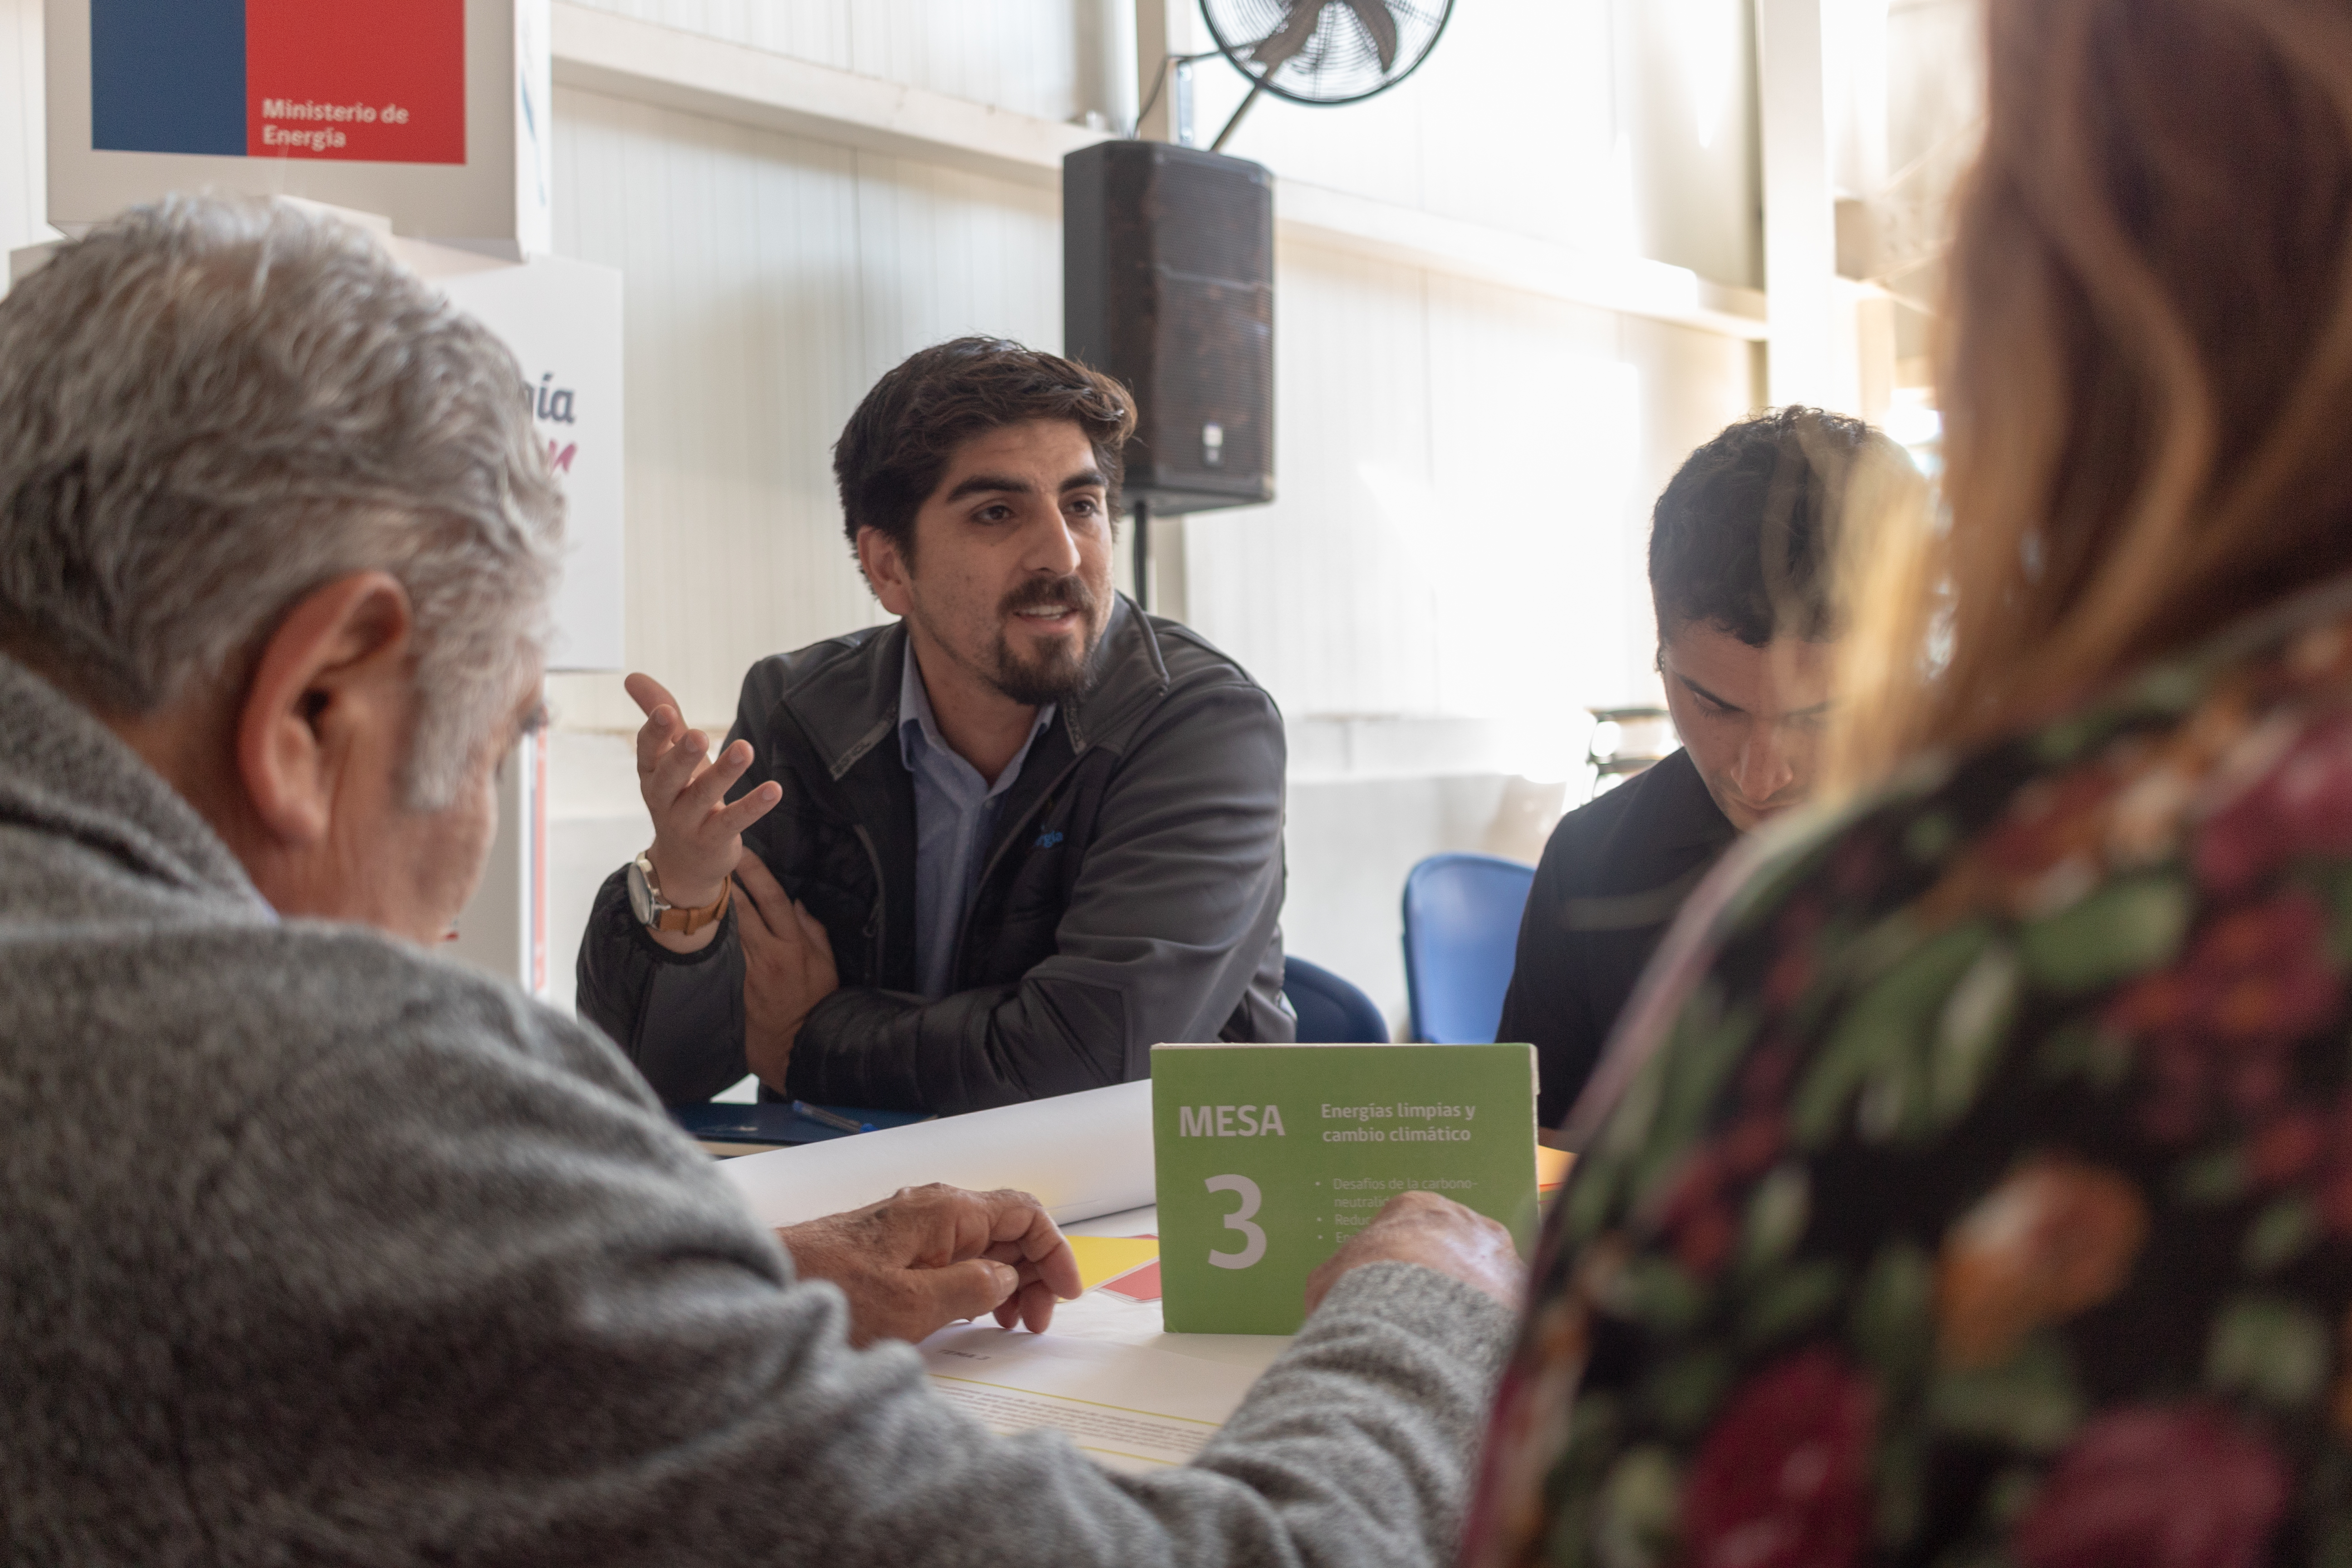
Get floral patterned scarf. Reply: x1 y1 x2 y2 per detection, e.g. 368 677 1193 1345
1467 577 2352 1568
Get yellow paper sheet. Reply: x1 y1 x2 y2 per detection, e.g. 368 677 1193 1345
1537 1146 1574 1192
1066 1234 1160 1293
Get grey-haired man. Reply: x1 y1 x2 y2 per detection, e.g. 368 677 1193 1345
0 194 1518 1564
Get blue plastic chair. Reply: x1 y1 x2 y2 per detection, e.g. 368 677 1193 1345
1282 955 1390 1043
1401 852 1537 1043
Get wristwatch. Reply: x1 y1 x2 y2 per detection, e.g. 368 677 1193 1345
627 849 733 935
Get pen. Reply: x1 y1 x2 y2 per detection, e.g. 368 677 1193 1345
792 1100 872 1134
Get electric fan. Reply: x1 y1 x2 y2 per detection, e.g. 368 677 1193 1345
1198 0 1454 150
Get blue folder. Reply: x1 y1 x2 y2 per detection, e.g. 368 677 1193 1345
668 1101 929 1150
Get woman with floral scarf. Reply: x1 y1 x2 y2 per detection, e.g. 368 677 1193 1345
1465 1 2352 1564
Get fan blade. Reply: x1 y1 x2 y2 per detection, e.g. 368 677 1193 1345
1250 0 1335 70
1341 0 1400 73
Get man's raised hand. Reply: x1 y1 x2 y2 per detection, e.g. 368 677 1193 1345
627 672 781 930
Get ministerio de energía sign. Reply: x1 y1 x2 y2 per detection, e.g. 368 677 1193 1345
30 0 618 676
45 0 550 257
86 0 467 165
255 99 433 158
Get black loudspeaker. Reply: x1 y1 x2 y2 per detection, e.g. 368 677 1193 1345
1063 141 1274 515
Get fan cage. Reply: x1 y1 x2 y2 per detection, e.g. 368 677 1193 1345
1200 0 1455 108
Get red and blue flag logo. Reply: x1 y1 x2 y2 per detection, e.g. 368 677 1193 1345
93 0 466 165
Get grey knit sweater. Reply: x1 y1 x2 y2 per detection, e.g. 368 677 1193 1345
0 652 1515 1566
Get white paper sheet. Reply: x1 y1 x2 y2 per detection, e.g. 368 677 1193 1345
718 1080 1156 1228
1063 1203 1159 1238
1009 1273 1297 1373
921 1309 1266 1473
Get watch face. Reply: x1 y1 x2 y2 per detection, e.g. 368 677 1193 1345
627 857 658 925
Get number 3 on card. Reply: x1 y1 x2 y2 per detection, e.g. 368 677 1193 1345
1204 1174 1267 1269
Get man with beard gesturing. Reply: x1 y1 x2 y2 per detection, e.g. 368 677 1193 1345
578 339 1292 1113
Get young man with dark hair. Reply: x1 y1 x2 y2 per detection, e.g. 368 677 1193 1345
577 337 1292 1113
1498 405 1913 1129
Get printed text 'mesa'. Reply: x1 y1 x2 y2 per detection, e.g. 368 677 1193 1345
1176 1105 1287 1137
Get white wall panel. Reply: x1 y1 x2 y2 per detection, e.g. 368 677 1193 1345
1416 0 1622 245
1183 240 1750 773
1623 0 1763 289
0 0 46 261
1185 239 1439 720
557 0 850 69
1622 313 1766 513
849 151 1062 365
1188 0 1757 288
848 2 1085 126
542 85 1067 735
564 0 1090 124
1422 271 1640 733
566 0 1757 293
1888 0 1982 176
545 86 868 734
1284 773 1517 1033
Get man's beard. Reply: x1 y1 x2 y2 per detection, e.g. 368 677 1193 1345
987 573 1105 706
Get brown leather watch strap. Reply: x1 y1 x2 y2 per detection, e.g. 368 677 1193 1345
653 874 732 935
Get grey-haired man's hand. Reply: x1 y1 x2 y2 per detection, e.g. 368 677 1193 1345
779 1183 1086 1348
1303 1190 1524 1316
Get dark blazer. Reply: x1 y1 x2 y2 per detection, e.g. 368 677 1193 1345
1496 748 1736 1127
576 595 1292 1113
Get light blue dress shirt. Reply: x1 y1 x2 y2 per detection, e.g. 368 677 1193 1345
897 650 1055 1001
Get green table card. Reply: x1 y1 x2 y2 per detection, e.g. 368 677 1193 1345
1152 1042 1538 1334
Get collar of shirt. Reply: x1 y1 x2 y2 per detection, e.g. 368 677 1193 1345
895 649 1055 794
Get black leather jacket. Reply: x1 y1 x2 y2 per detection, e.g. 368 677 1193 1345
575 596 1292 1112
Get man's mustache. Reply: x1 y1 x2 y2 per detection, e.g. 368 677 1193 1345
1000 575 1099 619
